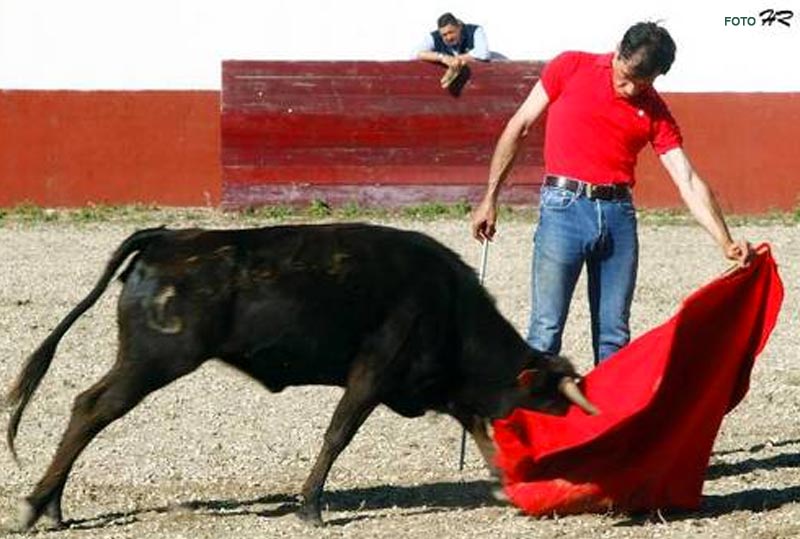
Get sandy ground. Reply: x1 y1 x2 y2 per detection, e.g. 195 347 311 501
0 215 798 538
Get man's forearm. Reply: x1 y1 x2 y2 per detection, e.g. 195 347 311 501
678 173 735 248
485 83 549 200
660 148 735 250
418 50 445 63
486 124 524 200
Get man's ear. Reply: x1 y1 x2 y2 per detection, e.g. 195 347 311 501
517 368 538 389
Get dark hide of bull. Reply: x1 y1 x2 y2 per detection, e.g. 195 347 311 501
5 223 583 528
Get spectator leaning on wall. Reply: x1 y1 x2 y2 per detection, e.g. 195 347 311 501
414 12 490 88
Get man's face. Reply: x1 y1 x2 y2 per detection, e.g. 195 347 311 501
438 23 462 46
612 51 657 99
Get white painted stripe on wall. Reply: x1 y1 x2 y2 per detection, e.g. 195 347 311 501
1 0 798 91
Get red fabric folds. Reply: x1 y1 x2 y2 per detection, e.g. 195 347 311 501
493 245 784 516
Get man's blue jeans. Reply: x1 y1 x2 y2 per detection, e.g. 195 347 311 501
526 184 638 364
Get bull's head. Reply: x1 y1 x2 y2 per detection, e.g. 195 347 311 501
515 352 599 416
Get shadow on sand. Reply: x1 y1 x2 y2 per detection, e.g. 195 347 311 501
18 441 800 532
51 479 502 531
614 440 800 527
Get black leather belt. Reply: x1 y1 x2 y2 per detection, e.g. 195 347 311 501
544 175 631 201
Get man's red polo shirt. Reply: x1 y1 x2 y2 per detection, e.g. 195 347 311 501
540 51 683 186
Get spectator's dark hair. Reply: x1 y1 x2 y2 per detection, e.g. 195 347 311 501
619 22 676 77
437 12 461 28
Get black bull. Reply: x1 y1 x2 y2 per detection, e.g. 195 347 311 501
5 223 595 527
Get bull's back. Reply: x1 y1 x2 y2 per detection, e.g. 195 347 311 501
117 224 476 391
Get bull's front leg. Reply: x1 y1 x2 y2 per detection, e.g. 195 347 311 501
297 382 377 526
455 414 500 477
453 414 510 503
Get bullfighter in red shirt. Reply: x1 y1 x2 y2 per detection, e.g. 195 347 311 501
471 22 754 364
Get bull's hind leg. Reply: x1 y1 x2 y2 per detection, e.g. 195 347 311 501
297 363 378 526
17 359 196 530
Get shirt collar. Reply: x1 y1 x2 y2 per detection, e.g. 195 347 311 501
596 52 614 68
598 51 658 103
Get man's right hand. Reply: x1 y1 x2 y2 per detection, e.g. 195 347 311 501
471 196 497 242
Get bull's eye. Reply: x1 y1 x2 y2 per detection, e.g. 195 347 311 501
516 369 538 388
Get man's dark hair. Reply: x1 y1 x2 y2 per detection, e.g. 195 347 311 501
619 22 676 77
437 12 461 28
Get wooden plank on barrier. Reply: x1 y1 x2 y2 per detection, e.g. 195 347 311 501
221 60 546 208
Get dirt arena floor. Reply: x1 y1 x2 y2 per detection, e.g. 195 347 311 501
1 214 798 538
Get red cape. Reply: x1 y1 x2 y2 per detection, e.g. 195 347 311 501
493 245 784 515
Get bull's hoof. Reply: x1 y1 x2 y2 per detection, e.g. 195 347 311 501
10 498 63 532
485 464 501 479
295 503 324 527
42 502 65 530
14 499 39 531
491 485 509 503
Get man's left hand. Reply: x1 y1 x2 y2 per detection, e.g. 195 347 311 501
724 239 755 267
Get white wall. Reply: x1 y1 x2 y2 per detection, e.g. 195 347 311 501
1 0 798 91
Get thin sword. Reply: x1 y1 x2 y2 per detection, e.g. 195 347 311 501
459 239 490 471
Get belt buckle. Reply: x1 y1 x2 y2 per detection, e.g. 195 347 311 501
584 183 597 199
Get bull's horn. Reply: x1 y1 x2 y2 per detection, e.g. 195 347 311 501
558 377 600 416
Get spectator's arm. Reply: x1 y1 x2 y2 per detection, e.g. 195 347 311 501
413 34 437 60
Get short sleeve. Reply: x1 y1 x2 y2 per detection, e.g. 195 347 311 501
470 26 490 60
540 51 582 101
650 96 683 154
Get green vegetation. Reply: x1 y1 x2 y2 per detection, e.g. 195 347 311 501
2 201 57 223
0 200 797 227
240 204 295 221
307 199 332 218
401 201 471 220
0 202 168 225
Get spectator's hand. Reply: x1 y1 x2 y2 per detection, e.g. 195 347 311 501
723 239 754 267
471 196 497 242
440 65 461 88
440 62 464 88
442 55 464 68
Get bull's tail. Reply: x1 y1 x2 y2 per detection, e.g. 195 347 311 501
5 226 171 461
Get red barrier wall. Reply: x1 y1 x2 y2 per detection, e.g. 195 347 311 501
221 62 799 212
0 90 220 207
222 61 545 207
635 93 800 213
1 74 798 213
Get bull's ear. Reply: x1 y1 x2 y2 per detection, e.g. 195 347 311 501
517 368 538 388
544 353 577 377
